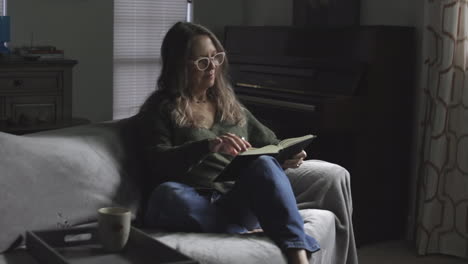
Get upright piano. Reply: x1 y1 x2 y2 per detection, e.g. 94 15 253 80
224 26 416 245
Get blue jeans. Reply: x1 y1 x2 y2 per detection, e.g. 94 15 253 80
144 156 320 253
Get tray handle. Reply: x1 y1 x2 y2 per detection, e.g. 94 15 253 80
32 227 99 248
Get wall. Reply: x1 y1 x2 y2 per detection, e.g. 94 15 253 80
193 0 292 39
195 0 424 37
9 0 113 122
242 0 292 26
193 0 244 39
360 0 426 75
361 0 419 26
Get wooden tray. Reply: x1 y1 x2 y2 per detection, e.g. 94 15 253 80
26 226 198 264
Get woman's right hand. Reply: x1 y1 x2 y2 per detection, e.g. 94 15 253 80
209 133 251 156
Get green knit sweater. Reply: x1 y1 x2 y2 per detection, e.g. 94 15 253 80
139 95 280 193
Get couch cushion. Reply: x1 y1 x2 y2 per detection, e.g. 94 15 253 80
0 120 143 253
146 209 336 264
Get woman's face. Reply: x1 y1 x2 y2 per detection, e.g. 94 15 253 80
188 35 219 93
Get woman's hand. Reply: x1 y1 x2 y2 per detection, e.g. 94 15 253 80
282 150 307 169
209 133 251 156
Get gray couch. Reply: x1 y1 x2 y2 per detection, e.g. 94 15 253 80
0 117 336 264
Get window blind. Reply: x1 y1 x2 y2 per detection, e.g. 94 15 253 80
113 0 188 119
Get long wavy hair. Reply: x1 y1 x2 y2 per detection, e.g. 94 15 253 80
140 22 245 127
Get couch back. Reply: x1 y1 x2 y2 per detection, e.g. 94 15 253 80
0 116 149 253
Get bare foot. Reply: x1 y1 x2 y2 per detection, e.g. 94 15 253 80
241 228 264 234
286 248 309 264
246 228 263 234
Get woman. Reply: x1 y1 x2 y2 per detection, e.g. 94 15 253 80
138 22 357 264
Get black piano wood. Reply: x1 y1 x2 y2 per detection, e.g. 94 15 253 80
224 25 416 246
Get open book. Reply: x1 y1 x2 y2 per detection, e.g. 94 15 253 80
214 134 316 182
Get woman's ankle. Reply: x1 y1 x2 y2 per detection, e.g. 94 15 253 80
286 248 309 264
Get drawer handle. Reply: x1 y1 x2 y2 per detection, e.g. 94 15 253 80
13 79 24 87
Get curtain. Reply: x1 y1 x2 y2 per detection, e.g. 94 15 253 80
113 0 188 120
1 0 5 15
415 0 468 258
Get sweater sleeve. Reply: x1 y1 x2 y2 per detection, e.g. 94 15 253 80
138 101 212 183
244 108 281 147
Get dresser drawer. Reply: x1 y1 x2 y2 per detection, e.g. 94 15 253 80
0 72 61 93
5 96 63 126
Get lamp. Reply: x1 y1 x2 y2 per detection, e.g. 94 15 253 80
0 16 10 54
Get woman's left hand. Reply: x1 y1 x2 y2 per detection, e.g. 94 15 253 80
281 150 307 169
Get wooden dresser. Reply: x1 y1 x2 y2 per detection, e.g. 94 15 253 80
0 59 81 134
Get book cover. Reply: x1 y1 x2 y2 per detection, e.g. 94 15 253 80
214 134 316 182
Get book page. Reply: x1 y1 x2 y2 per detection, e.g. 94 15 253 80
278 134 316 148
238 145 280 156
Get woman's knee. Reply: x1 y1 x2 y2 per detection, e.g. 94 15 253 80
155 181 187 193
239 155 292 189
146 182 192 218
149 181 195 207
252 155 285 172
253 155 277 166
248 155 283 179
149 182 181 202
145 181 203 229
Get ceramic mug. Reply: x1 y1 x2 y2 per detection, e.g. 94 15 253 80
97 207 131 252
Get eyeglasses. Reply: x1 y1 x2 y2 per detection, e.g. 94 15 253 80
190 52 226 71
